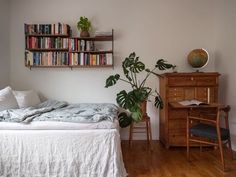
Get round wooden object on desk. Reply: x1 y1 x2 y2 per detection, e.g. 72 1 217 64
129 115 152 150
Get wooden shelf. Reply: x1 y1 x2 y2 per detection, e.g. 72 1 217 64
25 24 114 69
69 50 113 54
69 65 113 68
26 48 69 52
70 36 113 41
26 65 113 69
25 34 70 37
26 65 69 69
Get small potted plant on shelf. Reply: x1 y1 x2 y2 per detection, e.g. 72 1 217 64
77 16 91 37
105 52 175 128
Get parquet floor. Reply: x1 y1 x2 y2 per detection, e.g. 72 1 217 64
121 140 236 177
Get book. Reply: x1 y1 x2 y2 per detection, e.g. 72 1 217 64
178 99 208 106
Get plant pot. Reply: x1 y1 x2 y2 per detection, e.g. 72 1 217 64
141 100 147 117
80 30 90 37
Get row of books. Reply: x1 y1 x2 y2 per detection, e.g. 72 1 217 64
69 39 94 51
69 53 113 66
24 23 70 35
25 52 69 66
26 37 68 49
25 52 113 66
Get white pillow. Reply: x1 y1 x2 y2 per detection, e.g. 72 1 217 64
13 90 41 108
0 86 19 111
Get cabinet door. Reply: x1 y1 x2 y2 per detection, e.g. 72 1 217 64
196 87 208 102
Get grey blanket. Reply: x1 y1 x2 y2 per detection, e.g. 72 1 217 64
0 100 118 123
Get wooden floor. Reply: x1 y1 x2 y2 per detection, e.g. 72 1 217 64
121 140 236 177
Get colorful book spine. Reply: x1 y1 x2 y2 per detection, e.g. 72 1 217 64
26 51 68 66
25 23 70 35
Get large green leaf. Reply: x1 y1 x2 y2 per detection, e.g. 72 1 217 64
123 56 134 68
129 58 145 73
123 52 145 74
118 112 132 128
105 74 120 88
130 105 142 122
129 52 136 59
155 59 174 70
154 94 163 109
122 60 132 82
116 90 136 109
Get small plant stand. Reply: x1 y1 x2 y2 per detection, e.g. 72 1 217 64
129 115 152 150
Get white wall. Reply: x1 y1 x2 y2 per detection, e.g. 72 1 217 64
9 0 218 140
215 0 236 149
0 0 10 88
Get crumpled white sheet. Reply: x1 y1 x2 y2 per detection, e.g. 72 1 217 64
0 129 127 177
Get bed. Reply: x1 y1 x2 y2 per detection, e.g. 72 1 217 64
0 100 127 177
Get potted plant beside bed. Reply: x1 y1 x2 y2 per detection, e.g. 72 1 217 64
105 52 175 128
77 16 91 37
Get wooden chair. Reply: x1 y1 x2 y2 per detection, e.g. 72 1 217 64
129 115 152 149
187 105 233 171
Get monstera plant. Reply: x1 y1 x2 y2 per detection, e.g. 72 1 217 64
105 52 175 128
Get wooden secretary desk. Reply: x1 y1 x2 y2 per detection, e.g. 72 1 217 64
159 72 220 148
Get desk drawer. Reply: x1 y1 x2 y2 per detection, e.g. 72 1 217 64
168 109 188 119
169 119 186 130
168 76 196 86
169 134 186 146
196 76 217 86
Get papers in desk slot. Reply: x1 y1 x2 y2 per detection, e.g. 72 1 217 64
178 99 208 106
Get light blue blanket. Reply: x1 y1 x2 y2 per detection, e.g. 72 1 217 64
0 100 118 123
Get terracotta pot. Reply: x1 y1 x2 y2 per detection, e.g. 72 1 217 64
80 30 90 37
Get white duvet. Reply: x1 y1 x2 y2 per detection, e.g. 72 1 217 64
0 119 119 130
0 129 127 177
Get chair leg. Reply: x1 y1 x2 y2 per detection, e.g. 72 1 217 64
228 138 234 160
217 126 225 171
218 143 225 171
129 122 134 148
187 118 190 161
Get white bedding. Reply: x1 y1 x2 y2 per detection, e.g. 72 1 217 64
0 129 127 177
0 119 119 130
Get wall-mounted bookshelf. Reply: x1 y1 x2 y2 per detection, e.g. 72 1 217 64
24 23 114 69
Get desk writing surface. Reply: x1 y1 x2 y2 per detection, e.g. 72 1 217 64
169 102 220 109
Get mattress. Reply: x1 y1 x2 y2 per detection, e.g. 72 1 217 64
0 119 119 130
0 129 127 177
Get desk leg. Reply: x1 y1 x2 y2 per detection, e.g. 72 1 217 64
187 114 190 161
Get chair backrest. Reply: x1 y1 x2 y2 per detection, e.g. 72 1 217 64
217 105 230 129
